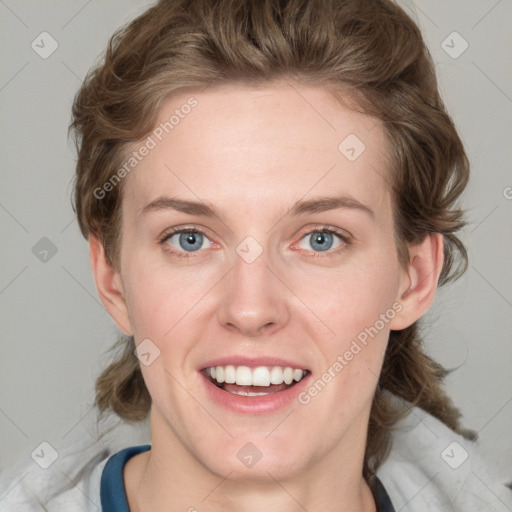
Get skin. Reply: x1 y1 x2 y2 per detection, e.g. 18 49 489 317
90 82 443 512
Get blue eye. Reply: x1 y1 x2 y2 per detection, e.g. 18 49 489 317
160 226 350 260
297 228 347 254
164 230 211 253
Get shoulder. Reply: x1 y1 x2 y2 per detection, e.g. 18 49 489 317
0 413 151 511
377 404 512 511
0 442 108 511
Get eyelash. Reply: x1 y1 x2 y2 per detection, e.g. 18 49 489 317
301 227 352 259
159 228 212 260
158 225 352 260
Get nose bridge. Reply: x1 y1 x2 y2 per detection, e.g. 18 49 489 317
216 238 289 336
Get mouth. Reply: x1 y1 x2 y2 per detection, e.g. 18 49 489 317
202 364 310 397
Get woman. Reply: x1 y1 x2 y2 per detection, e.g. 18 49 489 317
1 0 510 510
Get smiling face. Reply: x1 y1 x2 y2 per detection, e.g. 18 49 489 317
97 81 417 482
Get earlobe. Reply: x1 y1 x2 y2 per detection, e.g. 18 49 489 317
89 235 133 336
390 233 444 331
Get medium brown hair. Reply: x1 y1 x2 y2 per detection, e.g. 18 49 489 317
69 0 474 477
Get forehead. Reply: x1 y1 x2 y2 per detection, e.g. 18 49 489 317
122 82 392 223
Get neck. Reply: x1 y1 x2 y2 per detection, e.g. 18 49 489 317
124 410 376 512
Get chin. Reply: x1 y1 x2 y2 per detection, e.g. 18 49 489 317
199 436 312 483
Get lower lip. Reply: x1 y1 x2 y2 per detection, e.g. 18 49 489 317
199 371 312 414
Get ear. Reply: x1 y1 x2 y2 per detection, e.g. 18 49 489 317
89 234 133 336
389 233 444 331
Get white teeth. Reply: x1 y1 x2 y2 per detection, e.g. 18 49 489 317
252 366 270 386
229 390 273 396
270 366 283 385
293 368 303 382
224 365 236 384
205 365 307 387
235 366 253 386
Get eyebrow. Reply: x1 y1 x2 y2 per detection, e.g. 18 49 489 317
140 195 375 219
290 196 374 217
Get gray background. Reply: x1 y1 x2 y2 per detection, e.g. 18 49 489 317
1 0 511 479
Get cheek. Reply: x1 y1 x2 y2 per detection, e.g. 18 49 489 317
296 250 400 340
121 254 211 341
294 257 399 429
292 244 401 405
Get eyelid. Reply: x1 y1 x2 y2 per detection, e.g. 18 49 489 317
297 224 352 242
291 224 352 258
158 226 217 259
159 225 215 243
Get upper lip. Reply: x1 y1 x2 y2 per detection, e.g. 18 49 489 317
200 356 309 371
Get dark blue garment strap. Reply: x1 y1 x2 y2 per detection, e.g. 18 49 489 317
371 475 396 512
100 444 151 512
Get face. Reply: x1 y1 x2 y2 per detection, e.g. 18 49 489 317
110 82 410 481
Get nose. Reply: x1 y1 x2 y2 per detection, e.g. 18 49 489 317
216 245 290 337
